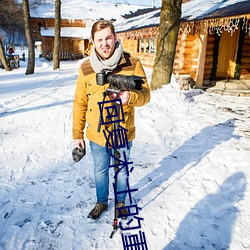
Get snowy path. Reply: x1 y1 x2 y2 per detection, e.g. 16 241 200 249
130 87 250 250
0 59 250 249
0 64 77 249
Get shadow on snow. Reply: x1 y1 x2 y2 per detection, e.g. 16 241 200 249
132 118 245 249
0 100 73 117
164 172 247 249
133 118 239 206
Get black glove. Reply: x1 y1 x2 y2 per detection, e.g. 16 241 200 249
72 146 86 162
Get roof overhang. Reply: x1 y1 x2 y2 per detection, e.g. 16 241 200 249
40 27 91 39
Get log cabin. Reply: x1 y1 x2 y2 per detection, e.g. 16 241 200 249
31 18 92 60
30 1 152 61
115 0 250 93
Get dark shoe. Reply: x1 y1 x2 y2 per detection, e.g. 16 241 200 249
87 202 108 220
116 202 128 218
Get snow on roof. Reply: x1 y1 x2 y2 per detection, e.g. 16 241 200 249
40 27 91 39
30 0 151 20
114 0 250 32
114 8 160 32
182 0 250 21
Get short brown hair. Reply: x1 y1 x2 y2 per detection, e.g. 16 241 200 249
91 20 116 40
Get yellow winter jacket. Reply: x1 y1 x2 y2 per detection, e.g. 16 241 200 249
72 52 150 147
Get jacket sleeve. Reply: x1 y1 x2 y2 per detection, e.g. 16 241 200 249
72 68 88 140
128 59 150 107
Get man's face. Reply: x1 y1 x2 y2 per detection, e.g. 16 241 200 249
93 27 117 60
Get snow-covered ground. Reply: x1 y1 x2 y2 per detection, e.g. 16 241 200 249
0 49 250 250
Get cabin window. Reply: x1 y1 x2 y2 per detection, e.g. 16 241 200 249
137 39 143 53
137 38 156 54
150 38 155 53
137 39 140 53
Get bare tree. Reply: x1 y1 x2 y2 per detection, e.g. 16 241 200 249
0 37 11 71
29 0 47 8
53 0 61 70
0 0 24 37
0 0 23 71
151 0 182 90
22 0 35 75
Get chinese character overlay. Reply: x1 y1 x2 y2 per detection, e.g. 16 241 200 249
99 95 148 247
120 216 144 230
122 231 148 250
109 151 133 178
116 204 142 219
113 178 138 205
103 125 129 151
98 99 125 125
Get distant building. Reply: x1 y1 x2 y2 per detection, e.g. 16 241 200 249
31 17 92 60
30 1 151 60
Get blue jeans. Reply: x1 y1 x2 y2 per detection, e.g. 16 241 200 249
90 141 133 205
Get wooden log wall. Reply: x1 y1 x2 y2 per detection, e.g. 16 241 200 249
32 18 86 29
61 38 74 52
173 34 185 75
173 34 199 80
41 37 86 58
35 15 250 82
32 17 89 60
120 39 137 54
120 31 200 77
183 35 198 79
240 35 250 79
72 38 88 56
134 53 156 68
41 37 53 58
203 34 215 82
203 30 250 82
120 38 156 68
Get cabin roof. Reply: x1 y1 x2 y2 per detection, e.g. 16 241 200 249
30 0 151 20
115 0 250 32
40 27 91 39
115 8 160 33
182 0 250 21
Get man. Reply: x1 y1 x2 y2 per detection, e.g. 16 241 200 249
72 20 150 220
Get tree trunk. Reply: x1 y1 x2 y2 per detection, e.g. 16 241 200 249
22 0 35 75
0 37 11 71
53 0 61 70
151 0 182 90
